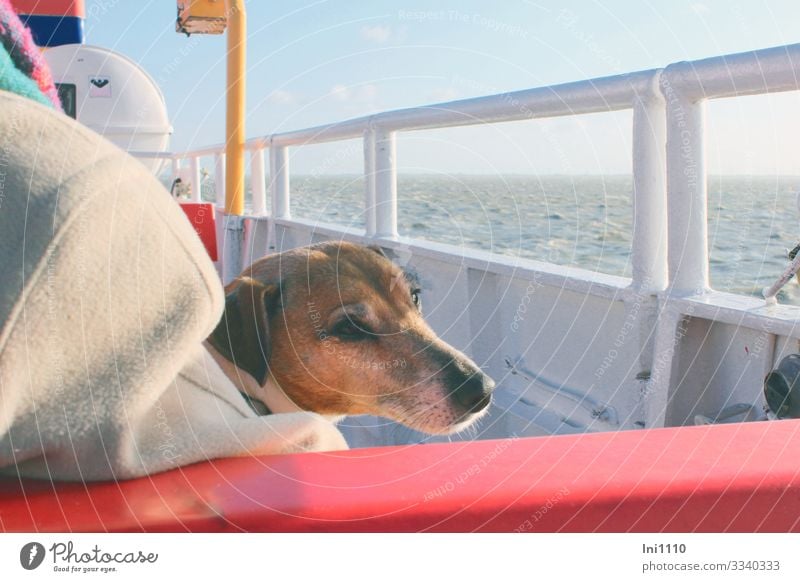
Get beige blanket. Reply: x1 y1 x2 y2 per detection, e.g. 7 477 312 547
0 91 345 481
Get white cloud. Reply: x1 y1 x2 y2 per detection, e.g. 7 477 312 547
358 84 378 102
690 3 710 15
360 24 392 43
329 84 378 104
267 89 296 105
330 84 351 101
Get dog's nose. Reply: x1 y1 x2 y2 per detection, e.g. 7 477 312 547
451 371 495 413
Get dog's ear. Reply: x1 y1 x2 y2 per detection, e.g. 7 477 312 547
207 277 278 386
367 244 388 258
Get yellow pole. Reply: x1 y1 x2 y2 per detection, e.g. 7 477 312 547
225 0 246 215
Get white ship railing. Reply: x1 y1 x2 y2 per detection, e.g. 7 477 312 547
135 43 800 296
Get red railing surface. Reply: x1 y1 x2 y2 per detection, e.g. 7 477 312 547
2 419 799 532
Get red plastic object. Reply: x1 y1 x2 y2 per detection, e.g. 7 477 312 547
10 0 84 17
179 202 218 262
1 419 800 532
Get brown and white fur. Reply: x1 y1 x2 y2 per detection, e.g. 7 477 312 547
204 241 495 439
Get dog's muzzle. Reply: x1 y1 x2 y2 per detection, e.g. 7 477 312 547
442 357 496 416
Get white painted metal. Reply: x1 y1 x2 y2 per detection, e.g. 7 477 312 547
373 129 398 239
643 309 683 428
631 74 668 292
170 158 181 187
222 215 244 285
189 156 202 203
250 149 267 216
214 153 226 210
663 44 800 101
363 129 377 237
270 145 291 220
666 95 708 296
241 216 270 271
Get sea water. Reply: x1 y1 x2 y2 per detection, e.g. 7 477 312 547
199 174 800 305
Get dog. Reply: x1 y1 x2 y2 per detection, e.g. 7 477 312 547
204 241 495 440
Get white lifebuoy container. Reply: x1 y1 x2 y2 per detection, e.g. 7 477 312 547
44 44 172 174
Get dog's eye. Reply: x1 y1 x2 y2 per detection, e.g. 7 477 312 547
411 289 421 309
331 319 372 340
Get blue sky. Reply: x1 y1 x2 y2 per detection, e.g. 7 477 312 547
85 0 800 174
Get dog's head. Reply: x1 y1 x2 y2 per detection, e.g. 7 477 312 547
207 241 494 434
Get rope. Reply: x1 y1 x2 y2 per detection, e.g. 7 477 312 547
762 243 800 305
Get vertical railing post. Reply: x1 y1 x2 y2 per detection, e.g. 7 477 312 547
214 153 226 209
250 147 267 216
631 75 668 292
374 128 398 239
666 88 709 295
270 145 290 220
171 157 181 188
190 156 202 203
363 128 377 237
642 74 708 428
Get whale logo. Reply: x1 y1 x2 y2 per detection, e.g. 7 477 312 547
88 76 112 98
19 542 46 570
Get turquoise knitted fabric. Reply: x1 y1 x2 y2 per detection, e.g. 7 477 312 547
0 43 53 107
0 0 61 109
